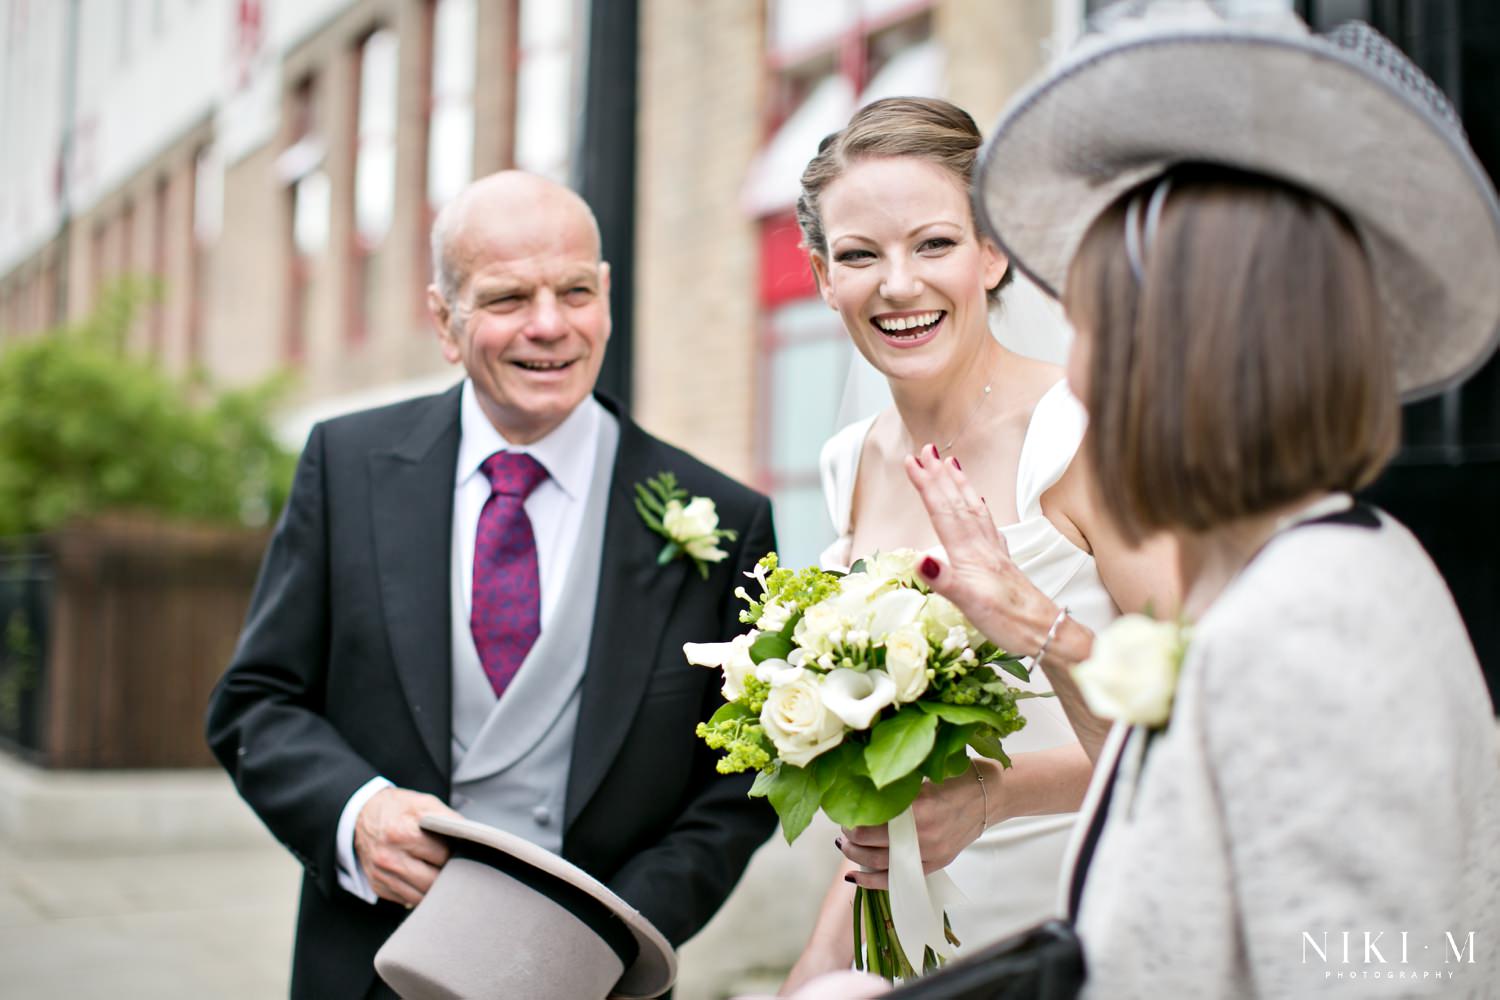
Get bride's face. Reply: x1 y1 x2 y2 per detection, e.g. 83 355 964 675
812 156 1007 384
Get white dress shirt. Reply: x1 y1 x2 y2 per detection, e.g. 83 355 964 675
335 382 605 901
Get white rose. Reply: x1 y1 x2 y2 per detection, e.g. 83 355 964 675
866 588 927 642
758 600 792 634
920 594 985 650
867 549 923 588
832 572 882 613
1073 614 1184 727
820 668 898 730
663 496 720 544
882 623 931 703
760 676 846 767
683 631 758 701
794 600 847 658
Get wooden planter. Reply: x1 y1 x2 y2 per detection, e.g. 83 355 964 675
10 515 268 769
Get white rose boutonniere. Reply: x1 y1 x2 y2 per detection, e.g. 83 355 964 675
1073 614 1190 728
634 471 738 579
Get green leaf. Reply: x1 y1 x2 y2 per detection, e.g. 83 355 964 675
633 497 664 533
864 709 938 788
849 558 868 574
767 763 822 843
656 541 681 565
918 702 1016 730
749 632 794 665
919 722 978 782
748 769 776 798
708 701 752 726
967 727 1013 768
820 771 923 828
635 482 667 516
810 740 868 792
996 659 1031 682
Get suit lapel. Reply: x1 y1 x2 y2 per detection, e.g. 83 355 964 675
369 384 463 778
566 401 689 826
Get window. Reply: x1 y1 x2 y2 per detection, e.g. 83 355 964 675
279 75 324 364
351 27 399 345
513 0 580 181
150 175 168 357
190 143 221 367
427 0 476 210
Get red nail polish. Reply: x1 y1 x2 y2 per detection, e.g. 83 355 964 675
920 557 940 580
952 457 962 471
913 453 924 469
928 444 940 460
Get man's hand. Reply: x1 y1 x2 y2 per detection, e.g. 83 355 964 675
354 787 464 907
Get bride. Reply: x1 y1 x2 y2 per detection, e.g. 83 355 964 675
781 97 1176 989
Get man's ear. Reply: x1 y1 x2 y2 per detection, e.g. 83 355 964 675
428 285 462 364
809 254 836 310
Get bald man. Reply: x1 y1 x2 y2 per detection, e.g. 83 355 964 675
207 172 777 999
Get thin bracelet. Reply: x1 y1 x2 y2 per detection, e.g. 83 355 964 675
1033 605 1070 671
972 760 989 830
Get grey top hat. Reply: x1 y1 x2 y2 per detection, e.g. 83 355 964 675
974 0 1500 401
374 814 676 999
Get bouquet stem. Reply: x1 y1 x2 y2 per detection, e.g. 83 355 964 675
850 886 954 982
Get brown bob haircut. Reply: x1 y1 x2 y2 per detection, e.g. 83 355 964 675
1066 166 1399 543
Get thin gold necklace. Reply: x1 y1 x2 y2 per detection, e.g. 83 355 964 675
942 376 994 451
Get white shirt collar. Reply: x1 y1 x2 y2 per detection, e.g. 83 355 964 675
455 380 602 501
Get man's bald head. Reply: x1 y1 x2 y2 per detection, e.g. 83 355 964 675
430 171 602 303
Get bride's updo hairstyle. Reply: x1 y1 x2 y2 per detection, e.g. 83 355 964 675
1067 165 1399 543
796 96 1014 302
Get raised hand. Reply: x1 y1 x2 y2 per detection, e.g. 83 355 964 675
354 787 465 908
903 445 1057 658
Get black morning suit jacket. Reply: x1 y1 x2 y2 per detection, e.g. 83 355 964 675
206 385 778 999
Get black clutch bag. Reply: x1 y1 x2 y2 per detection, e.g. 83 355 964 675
878 919 1085 1000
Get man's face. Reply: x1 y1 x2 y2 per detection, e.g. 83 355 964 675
431 191 610 444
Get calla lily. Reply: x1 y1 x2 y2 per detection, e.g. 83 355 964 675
820 668 898 730
756 658 805 688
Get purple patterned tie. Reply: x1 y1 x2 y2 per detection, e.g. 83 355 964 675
471 452 549 699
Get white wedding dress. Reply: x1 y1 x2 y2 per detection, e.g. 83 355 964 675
819 378 1118 949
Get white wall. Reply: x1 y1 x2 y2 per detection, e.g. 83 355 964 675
0 0 69 274
0 0 361 277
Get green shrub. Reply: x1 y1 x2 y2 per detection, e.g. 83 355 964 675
0 283 295 536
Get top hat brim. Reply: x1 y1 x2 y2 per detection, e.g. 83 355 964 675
975 17 1500 401
419 814 677 1000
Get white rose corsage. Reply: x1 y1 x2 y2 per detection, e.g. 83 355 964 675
1073 614 1190 728
634 471 737 579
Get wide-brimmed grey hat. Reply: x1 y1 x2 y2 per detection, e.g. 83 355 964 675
975 0 1500 401
373 814 676 999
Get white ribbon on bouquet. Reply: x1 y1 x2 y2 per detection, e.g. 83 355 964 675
885 807 968 971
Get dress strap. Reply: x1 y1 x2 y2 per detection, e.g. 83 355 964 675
1014 380 1088 521
819 415 878 537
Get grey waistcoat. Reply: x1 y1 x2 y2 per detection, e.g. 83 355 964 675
447 412 620 853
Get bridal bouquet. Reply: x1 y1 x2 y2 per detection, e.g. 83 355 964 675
685 550 1035 981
